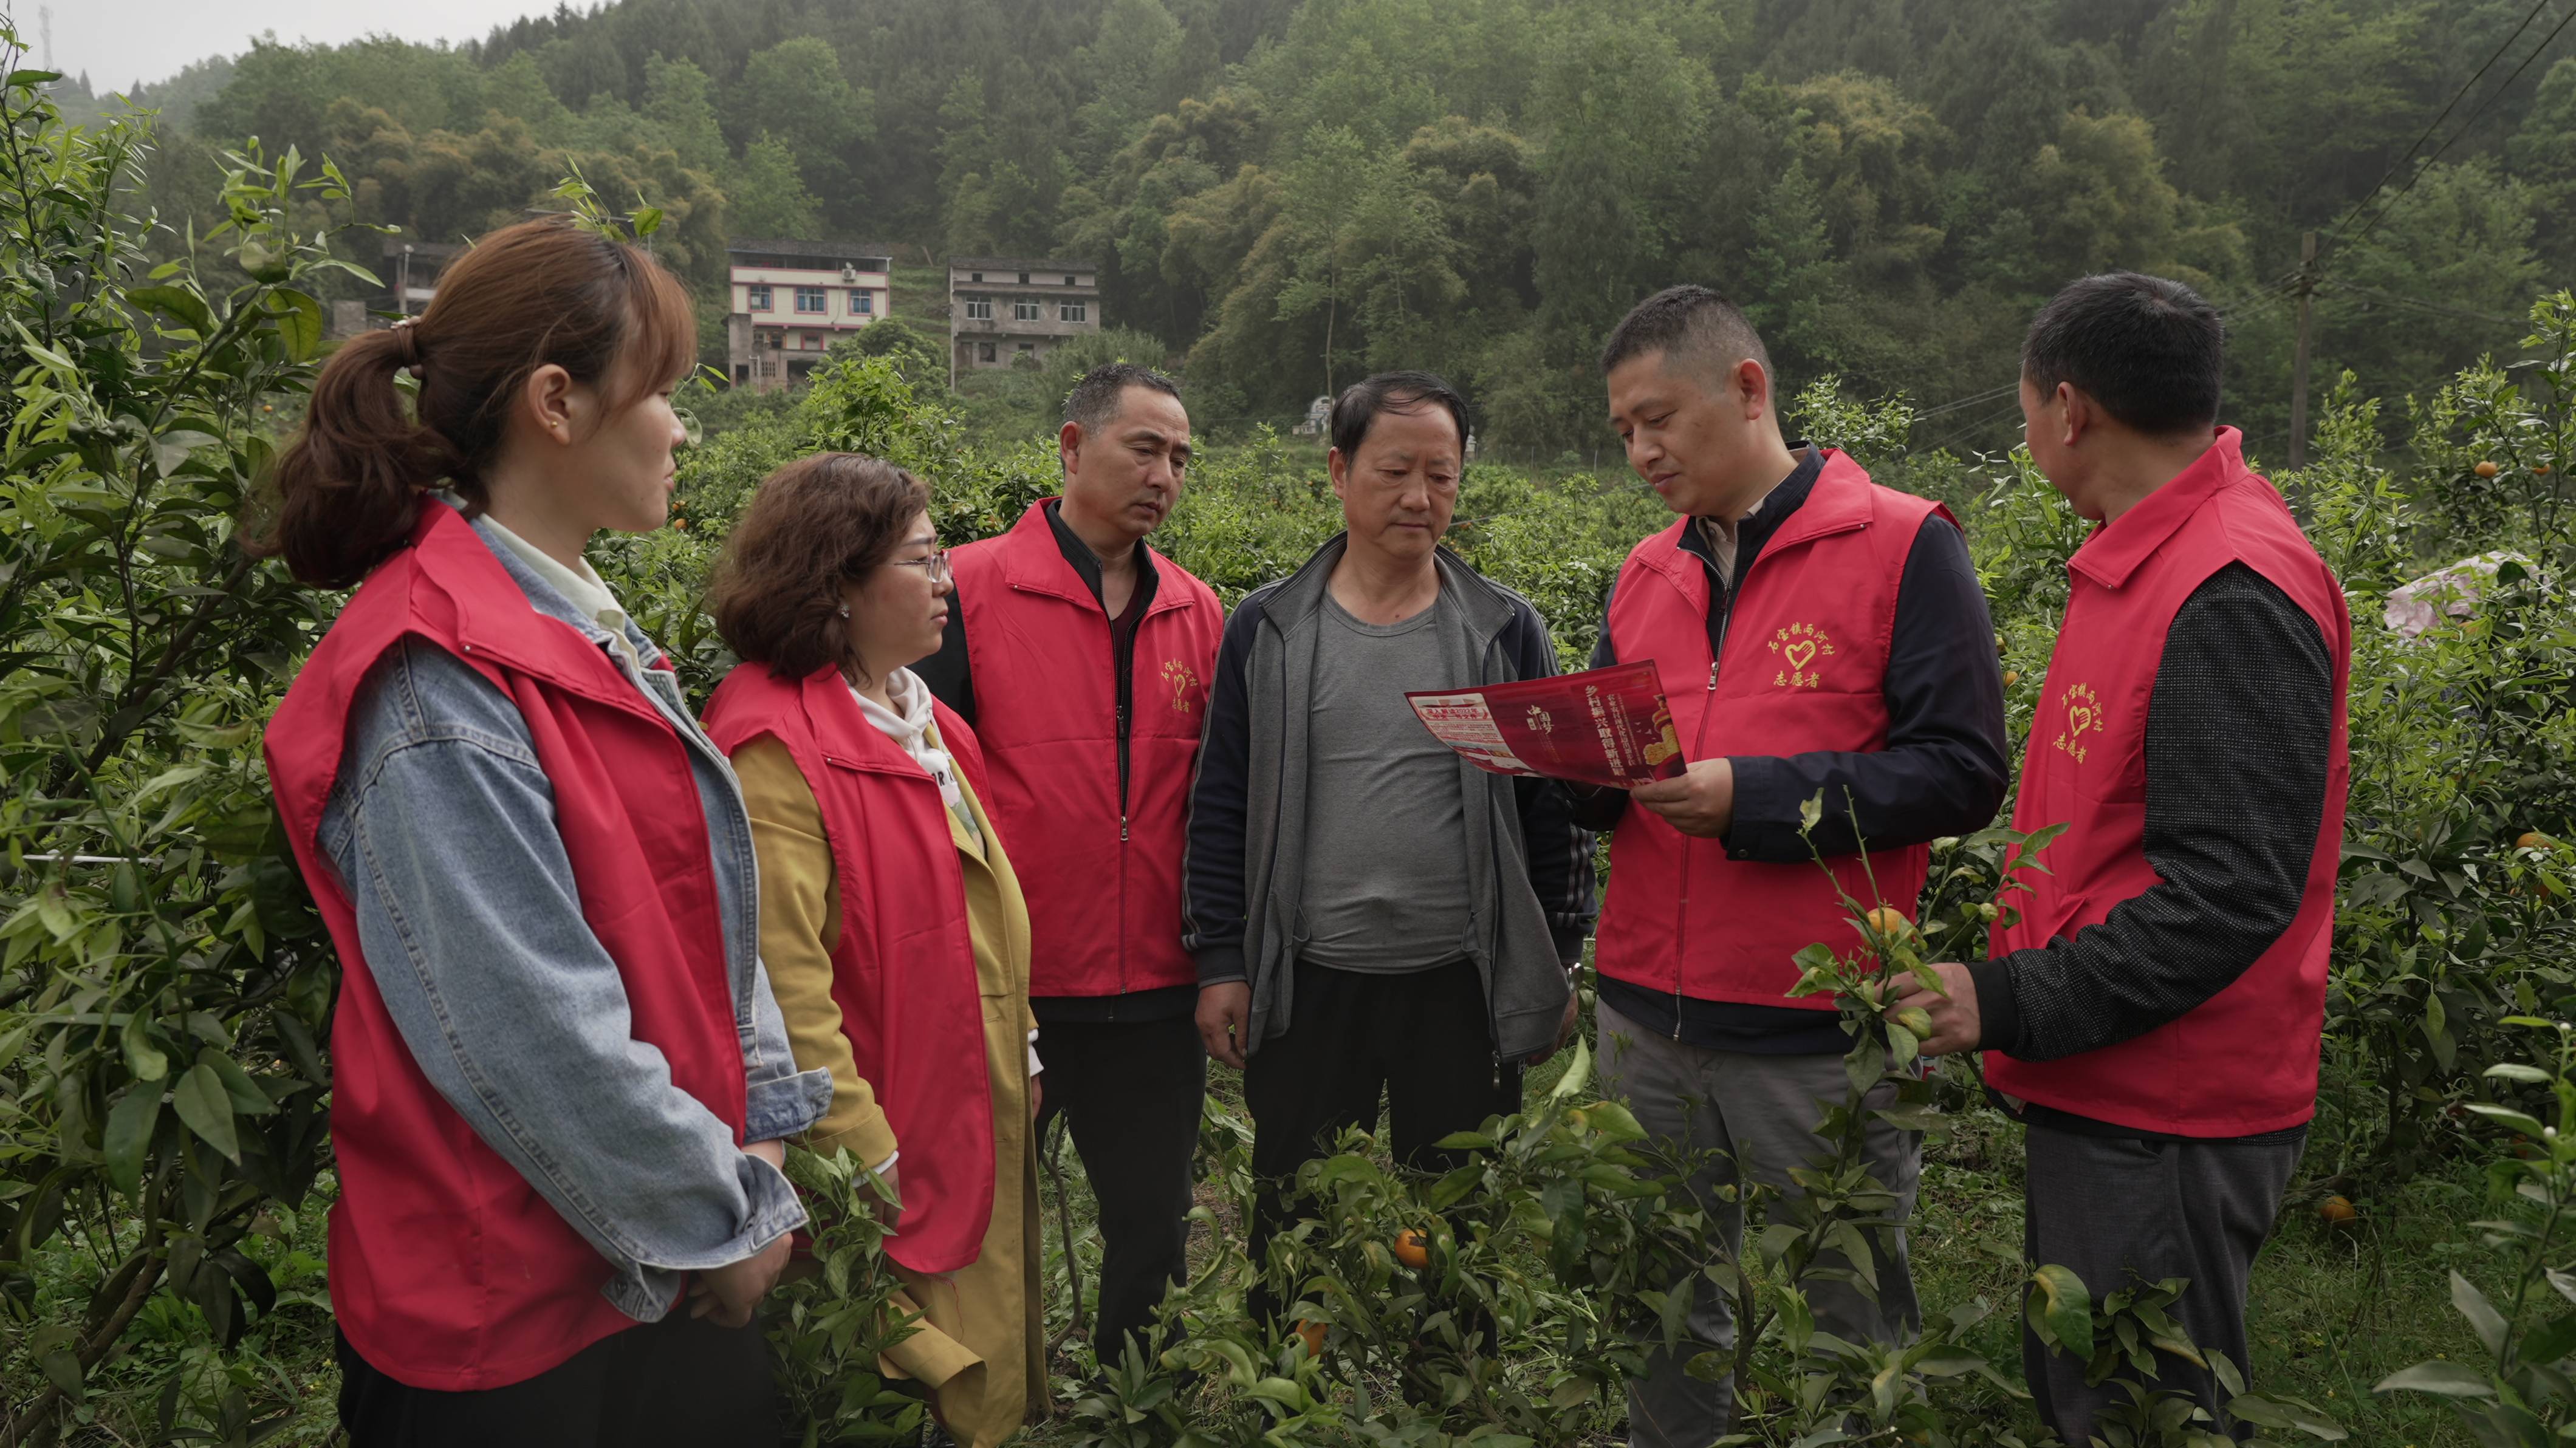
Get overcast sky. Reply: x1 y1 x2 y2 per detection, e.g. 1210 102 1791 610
41 1 562 93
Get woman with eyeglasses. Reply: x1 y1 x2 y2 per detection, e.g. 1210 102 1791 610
700 453 1045 1446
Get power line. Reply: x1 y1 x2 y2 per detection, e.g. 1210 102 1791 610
2340 1 2576 253
2326 282 2529 327
2321 0 2558 253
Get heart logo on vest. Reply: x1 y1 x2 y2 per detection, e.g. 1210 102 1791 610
1767 622 1835 689
2054 683 2103 764
1160 659 1202 714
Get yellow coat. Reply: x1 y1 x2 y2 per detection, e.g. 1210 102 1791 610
735 729 1047 1446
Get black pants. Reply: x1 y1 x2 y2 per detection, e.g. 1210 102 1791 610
1242 959 1520 1321
334 1310 774 1447
1034 1013 1207 1368
2022 1120 2306 1443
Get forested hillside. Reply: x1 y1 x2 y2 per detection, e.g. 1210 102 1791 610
111 0 2571 451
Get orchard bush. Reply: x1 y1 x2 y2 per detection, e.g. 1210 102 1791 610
7 56 2576 1446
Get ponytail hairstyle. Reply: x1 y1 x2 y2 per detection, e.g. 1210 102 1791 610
253 216 696 589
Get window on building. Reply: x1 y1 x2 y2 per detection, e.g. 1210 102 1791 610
747 284 772 311
851 290 874 315
795 286 827 313
1017 272 1030 284
1059 301 1087 323
1064 275 1077 285
978 342 997 363
965 298 993 321
970 271 983 282
1013 299 1041 321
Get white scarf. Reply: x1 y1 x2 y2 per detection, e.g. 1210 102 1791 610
851 669 980 847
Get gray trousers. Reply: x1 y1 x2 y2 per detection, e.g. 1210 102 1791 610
2022 1119 2306 1443
1598 1002 1922 1448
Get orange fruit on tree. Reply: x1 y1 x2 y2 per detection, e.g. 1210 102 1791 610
1865 906 1912 936
2318 1195 2358 1228
2520 832 2551 850
2475 459 2501 477
1392 1229 1431 1269
1295 1319 1325 1357
2538 462 2554 476
2002 669 2021 686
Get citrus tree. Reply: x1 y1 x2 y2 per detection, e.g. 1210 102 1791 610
0 48 372 1445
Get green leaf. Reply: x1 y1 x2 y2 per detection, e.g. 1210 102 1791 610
174 1062 241 1164
2454 1271 2511 1358
1549 1035 1592 1101
126 283 216 334
630 205 664 236
270 289 323 360
2467 1103 2550 1138
2521 1311 2576 1367
104 1086 162 1198
2029 1264 2094 1360
198 1049 276 1116
2374 1360 2496 1397
123 1008 168 1082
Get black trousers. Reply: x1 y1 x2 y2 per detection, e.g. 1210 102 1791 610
334 1308 774 1447
2022 1120 2306 1443
1035 1013 1207 1368
1242 959 1520 1321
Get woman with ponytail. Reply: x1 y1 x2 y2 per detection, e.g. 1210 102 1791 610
256 217 831 1444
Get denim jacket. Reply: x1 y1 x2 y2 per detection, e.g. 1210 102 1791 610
316 513 832 1322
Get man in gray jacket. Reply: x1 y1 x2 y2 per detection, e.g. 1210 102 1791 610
1184 372 1595 1312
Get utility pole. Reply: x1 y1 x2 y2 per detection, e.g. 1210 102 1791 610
2287 230 2318 471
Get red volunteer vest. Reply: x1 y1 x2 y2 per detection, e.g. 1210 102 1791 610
947 501 1222 998
263 502 747 1391
701 664 997 1274
1985 429 2351 1136
1593 452 1946 1008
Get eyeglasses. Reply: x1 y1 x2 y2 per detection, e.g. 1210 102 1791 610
889 548 952 586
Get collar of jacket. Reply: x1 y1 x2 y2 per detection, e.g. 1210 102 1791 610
1258 532 1524 646
2066 427 2254 592
1674 442 1824 575
402 500 670 726
993 497 1186 618
1636 447 1878 590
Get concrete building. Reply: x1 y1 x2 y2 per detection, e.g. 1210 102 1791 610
948 258 1100 384
727 239 896 391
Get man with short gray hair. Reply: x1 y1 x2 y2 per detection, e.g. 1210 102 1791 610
1185 372 1594 1321
920 362 1224 1371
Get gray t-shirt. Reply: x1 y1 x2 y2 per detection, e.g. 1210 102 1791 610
1295 590 1474 972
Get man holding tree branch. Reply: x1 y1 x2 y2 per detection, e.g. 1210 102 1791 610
1580 285 2010 1446
1894 272 2351 1442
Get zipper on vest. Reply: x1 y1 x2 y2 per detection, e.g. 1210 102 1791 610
1677 556 1741 1036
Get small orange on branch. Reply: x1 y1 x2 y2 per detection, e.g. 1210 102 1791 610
1392 1229 1431 1269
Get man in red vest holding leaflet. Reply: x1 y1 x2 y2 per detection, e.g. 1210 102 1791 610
1584 287 2010 1445
1894 273 2351 1441
916 363 1223 1371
